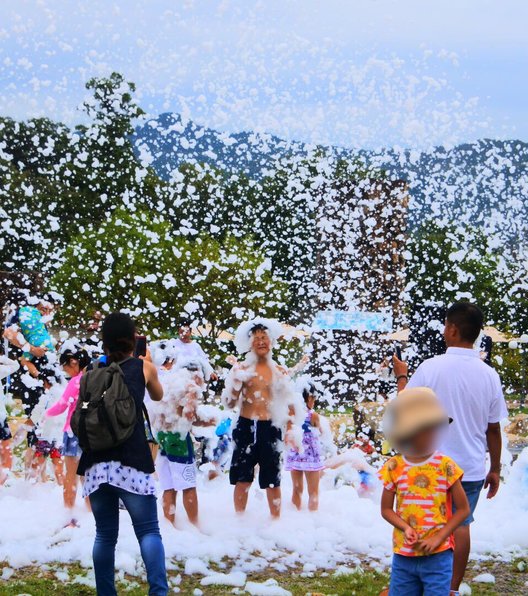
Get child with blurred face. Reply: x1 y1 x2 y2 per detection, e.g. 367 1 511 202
379 388 470 596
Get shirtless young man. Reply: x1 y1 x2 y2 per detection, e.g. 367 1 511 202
223 321 295 518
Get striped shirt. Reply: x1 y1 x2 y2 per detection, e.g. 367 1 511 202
379 452 463 556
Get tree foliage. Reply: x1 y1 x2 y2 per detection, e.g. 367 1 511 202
51 208 288 341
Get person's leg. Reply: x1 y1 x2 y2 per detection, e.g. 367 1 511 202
52 454 64 486
451 526 470 592
25 428 38 477
182 488 199 525
120 491 168 596
89 484 120 596
257 422 283 518
305 471 320 511
230 419 256 513
0 439 12 484
290 470 304 510
63 456 79 509
234 482 252 513
388 554 421 596
162 489 177 524
29 451 45 482
451 480 484 591
420 550 453 596
266 486 281 518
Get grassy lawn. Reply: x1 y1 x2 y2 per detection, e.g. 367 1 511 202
0 558 527 596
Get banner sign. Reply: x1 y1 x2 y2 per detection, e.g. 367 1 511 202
314 310 393 332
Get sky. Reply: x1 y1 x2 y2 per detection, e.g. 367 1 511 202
0 0 527 149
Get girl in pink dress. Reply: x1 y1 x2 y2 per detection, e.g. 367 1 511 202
46 345 90 524
285 381 324 511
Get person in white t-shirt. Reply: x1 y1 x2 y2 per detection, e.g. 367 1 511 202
393 302 508 596
168 321 218 381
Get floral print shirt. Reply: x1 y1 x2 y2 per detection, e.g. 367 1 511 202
379 451 463 556
82 461 157 498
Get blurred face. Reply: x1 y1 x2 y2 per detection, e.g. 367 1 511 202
37 302 54 318
403 427 439 459
251 330 271 357
305 394 316 410
179 325 192 342
62 358 80 379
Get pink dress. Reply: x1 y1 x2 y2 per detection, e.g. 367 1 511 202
46 372 82 433
285 410 324 472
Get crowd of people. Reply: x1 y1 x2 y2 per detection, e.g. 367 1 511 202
0 293 509 596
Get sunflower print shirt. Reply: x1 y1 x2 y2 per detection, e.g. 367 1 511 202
379 452 463 556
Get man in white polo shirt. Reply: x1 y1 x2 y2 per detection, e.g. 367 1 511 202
393 302 508 595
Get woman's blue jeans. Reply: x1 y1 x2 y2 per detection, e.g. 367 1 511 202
89 484 168 596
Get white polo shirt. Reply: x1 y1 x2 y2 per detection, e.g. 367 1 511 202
407 347 508 481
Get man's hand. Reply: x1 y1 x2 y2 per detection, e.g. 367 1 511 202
392 355 408 378
484 470 500 499
29 345 47 358
404 526 418 545
209 372 219 381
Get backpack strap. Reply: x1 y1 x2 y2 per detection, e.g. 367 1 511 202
117 356 133 366
77 373 91 452
142 403 157 444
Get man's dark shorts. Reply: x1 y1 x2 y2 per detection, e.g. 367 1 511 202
454 479 485 526
229 417 282 489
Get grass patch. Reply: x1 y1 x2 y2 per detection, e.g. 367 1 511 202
2 560 527 595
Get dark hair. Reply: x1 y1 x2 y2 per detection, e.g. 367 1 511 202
178 318 192 328
102 312 136 362
446 302 484 343
249 323 268 336
302 382 317 404
60 347 91 370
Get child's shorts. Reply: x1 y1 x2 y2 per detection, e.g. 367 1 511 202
0 418 11 441
34 439 61 459
62 432 81 457
229 417 282 489
389 549 453 596
157 454 197 491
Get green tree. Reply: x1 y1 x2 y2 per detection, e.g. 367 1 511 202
51 208 289 344
405 220 506 325
72 72 162 214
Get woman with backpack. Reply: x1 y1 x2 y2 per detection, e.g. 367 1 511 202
76 312 168 596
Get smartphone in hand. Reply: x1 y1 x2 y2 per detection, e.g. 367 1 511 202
395 344 402 361
134 335 147 358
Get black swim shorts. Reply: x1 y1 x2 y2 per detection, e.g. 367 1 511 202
229 417 282 489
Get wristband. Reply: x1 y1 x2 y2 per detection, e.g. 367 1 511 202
396 375 408 382
22 342 31 353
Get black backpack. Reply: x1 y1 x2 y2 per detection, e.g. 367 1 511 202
71 358 141 453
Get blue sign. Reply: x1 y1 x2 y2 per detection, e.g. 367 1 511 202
314 310 393 332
